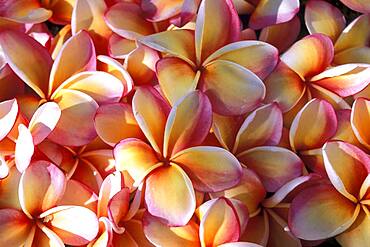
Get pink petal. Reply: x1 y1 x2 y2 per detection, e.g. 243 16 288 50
0 98 18 141
15 124 34 173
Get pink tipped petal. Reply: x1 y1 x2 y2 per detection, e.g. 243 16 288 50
114 138 160 186
264 62 305 112
164 91 212 158
143 213 200 247
281 34 334 79
157 57 198 106
97 171 123 218
19 161 66 218
108 34 136 58
15 124 34 173
351 98 370 149
323 141 370 202
259 16 301 53
309 84 351 110
340 0 370 13
289 184 359 240
139 29 196 66
195 0 240 63
0 29 52 98
203 41 278 80
0 98 18 141
289 99 337 151
145 164 196 226
49 30 96 96
233 103 283 154
28 102 61 145
53 71 124 104
48 89 98 147
311 64 370 97
199 198 241 247
237 146 303 192
171 146 242 192
200 60 266 116
105 2 154 40
95 103 144 147
0 208 33 246
41 206 99 246
132 86 171 153
0 0 52 24
305 0 345 41
107 188 130 228
249 0 299 29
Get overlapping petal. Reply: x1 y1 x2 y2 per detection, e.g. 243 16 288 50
0 208 33 246
351 97 370 149
0 98 18 141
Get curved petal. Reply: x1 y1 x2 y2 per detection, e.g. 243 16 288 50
195 0 240 64
311 64 370 97
124 44 159 86
200 60 266 116
48 89 98 147
308 84 351 110
0 208 33 246
259 16 301 53
114 138 160 186
105 2 154 40
58 179 98 212
132 86 170 153
164 90 212 158
95 103 144 147
212 168 266 215
198 197 242 247
336 210 370 246
49 30 96 97
334 14 370 53
19 161 66 218
203 41 278 80
32 223 64 247
332 109 361 146
0 64 25 102
289 99 337 151
52 71 124 104
97 171 123 218
139 29 196 66
45 0 74 24
281 34 333 79
249 0 299 29
0 98 18 141
41 206 99 246
157 57 198 106
0 29 52 98
172 146 242 192
237 146 303 192
264 62 305 112
141 0 183 22
145 164 196 226
143 213 200 247
28 102 61 145
0 0 52 24
305 0 345 42
288 184 359 240
212 113 244 151
339 0 370 13
323 141 370 202
240 211 269 245
108 34 137 59
334 46 370 65
15 124 34 173
0 166 21 209
233 103 283 154
351 98 370 149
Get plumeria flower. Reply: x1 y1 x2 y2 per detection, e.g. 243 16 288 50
0 29 124 146
143 197 253 247
114 87 242 226
0 161 99 246
289 141 370 246
264 33 370 118
212 103 304 193
140 0 278 115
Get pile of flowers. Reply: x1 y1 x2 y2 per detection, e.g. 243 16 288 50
0 0 369 246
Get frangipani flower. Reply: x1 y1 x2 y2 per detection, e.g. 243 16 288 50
264 33 370 114
0 161 99 246
289 141 370 246
143 197 253 247
114 87 242 226
0 29 124 146
139 0 278 116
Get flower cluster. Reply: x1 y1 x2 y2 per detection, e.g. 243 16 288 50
0 0 369 246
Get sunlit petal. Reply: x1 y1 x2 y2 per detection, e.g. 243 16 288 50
351 97 370 149
0 98 18 141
